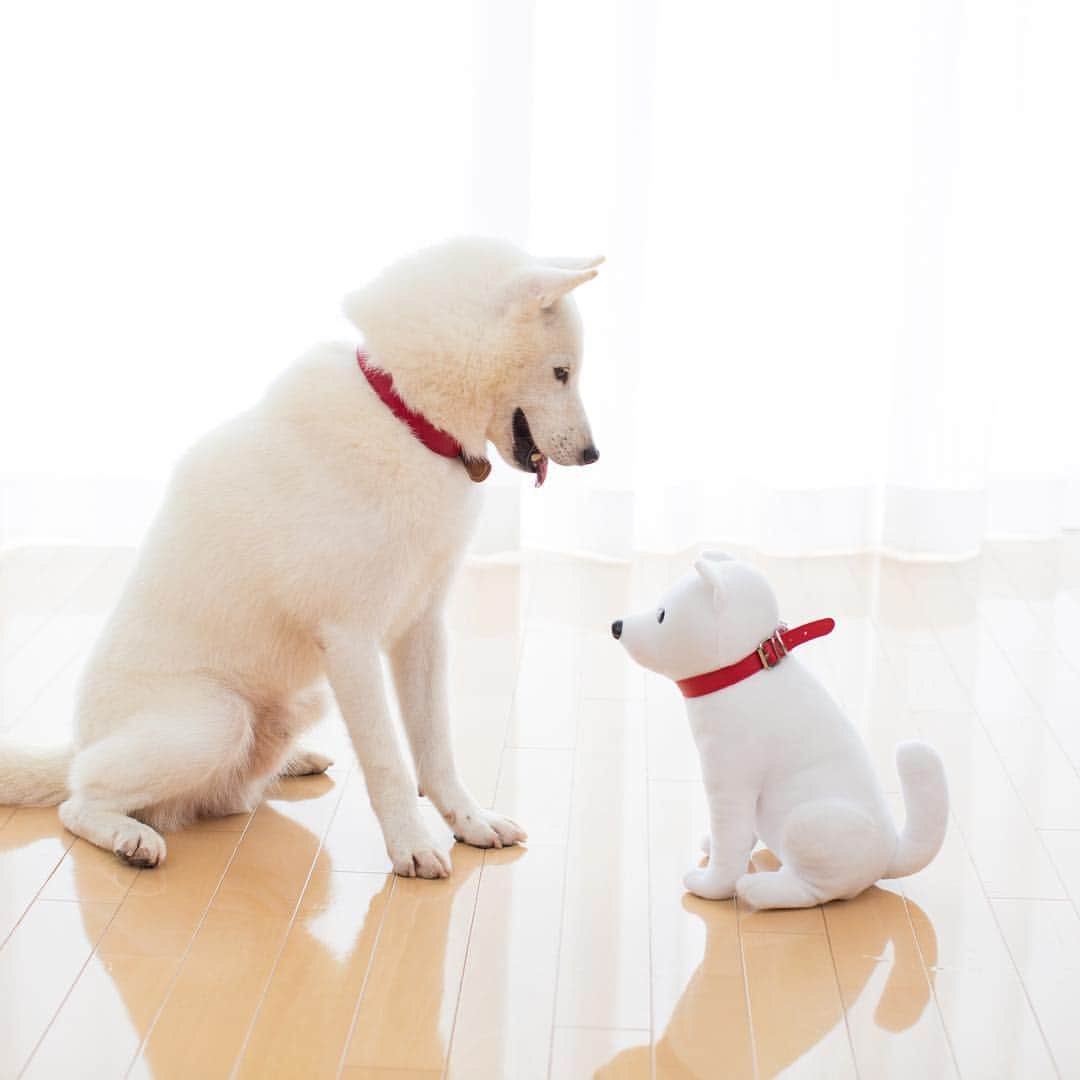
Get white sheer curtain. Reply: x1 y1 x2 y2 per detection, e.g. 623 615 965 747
2 1 1077 559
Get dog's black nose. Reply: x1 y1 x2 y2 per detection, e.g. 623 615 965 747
611 619 623 640
582 445 600 465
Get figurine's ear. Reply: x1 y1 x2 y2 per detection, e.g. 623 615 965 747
694 557 727 597
700 550 734 563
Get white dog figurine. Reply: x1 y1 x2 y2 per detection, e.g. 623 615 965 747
0 238 603 877
613 554 948 909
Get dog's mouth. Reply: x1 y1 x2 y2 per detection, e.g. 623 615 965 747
512 408 548 488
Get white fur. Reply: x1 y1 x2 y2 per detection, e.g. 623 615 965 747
0 237 602 875
616 555 948 908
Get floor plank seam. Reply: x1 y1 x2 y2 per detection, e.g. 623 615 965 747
933 767 1064 1076
0 824 77 953
923 563 1069 1071
895 883 963 1079
333 872 399 1079
843 556 965 1079
0 547 65 650
442 557 535 1080
17 860 143 1078
820 904 862 1079
122 810 256 1077
985 552 1080 792
643 716 657 1080
982 892 1066 1079
552 1023 652 1033
542 736 581 1078
735 898 759 1080
3 646 86 737
871 559 1071 906
929 566 1076 909
440 839 488 1079
228 766 355 1079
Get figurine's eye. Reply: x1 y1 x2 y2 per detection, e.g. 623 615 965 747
657 607 666 624
553 366 569 384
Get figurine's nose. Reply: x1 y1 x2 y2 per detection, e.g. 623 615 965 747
582 445 599 465
611 619 623 640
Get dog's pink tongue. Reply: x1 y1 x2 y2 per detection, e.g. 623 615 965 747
535 455 548 488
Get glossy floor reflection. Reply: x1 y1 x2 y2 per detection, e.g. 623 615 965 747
2 541 1080 1077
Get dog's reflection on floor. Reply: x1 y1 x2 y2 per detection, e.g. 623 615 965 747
598 877 940 1080
43 774 488 1076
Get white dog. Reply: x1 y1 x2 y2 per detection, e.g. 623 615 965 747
0 238 603 876
613 554 948 908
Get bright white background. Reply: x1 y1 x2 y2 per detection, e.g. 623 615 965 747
2 1 1078 559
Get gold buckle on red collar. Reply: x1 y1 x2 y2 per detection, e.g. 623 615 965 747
756 622 789 670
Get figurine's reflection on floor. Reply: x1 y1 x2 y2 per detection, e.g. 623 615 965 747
599 875 939 1079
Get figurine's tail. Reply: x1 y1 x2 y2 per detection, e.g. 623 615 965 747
883 740 948 879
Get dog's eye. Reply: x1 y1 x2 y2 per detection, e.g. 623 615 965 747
657 607 665 624
553 366 569 384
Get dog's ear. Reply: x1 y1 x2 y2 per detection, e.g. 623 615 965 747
505 265 599 315
694 557 728 600
537 254 606 271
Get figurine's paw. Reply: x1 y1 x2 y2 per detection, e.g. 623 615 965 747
448 806 527 849
683 867 736 901
734 872 765 910
735 869 820 911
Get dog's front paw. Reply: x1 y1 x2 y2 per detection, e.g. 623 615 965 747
683 867 736 901
387 828 452 879
114 822 167 868
447 806 527 850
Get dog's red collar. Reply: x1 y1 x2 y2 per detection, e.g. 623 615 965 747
357 348 461 458
357 349 490 481
676 618 835 698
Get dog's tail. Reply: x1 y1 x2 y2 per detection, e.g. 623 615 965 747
883 740 948 879
0 738 72 806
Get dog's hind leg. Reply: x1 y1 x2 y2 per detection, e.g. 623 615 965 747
281 748 333 776
60 688 252 867
277 687 334 777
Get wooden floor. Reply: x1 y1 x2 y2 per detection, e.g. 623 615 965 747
2 541 1080 1078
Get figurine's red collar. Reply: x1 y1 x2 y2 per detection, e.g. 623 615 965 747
676 618 835 698
357 349 490 482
